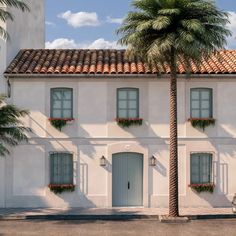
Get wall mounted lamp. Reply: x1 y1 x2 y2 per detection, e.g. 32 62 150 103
100 156 107 166
150 155 157 166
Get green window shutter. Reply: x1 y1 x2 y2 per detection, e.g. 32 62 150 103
50 153 55 184
190 88 213 119
50 88 73 119
61 153 73 184
191 89 201 118
209 154 212 183
117 88 139 118
50 152 73 185
50 153 60 184
200 154 212 183
191 153 212 184
190 154 200 184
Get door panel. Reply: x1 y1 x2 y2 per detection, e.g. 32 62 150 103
112 153 143 207
112 153 128 206
127 153 143 206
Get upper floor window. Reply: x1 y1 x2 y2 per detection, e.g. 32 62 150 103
117 88 139 118
190 153 213 184
190 88 212 118
51 88 73 119
50 152 73 185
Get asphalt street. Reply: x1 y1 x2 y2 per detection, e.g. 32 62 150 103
0 219 236 236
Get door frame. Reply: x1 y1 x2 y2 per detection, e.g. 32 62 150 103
107 142 149 207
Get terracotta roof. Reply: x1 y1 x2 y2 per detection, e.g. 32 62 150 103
4 49 236 75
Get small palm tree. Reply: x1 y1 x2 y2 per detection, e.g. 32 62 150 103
0 95 31 156
118 0 231 217
0 1 30 155
0 0 29 40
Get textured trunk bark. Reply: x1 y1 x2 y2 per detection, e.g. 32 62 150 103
169 52 179 217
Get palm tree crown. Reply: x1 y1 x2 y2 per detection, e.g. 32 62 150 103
0 95 31 156
118 0 231 67
0 0 29 40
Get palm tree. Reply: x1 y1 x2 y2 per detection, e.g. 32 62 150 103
0 0 29 40
0 95 31 156
118 0 231 217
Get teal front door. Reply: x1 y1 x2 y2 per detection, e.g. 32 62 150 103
112 153 143 207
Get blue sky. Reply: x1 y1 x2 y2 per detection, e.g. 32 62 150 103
45 0 236 49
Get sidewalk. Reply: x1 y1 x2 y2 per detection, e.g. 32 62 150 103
0 207 235 221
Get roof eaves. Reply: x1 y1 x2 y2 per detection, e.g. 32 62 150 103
4 73 236 80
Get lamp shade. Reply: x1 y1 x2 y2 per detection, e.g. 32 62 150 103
100 156 106 166
150 156 157 166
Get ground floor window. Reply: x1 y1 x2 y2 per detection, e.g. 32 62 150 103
190 153 212 184
50 152 73 184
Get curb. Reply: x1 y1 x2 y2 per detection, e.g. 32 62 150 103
188 214 236 220
0 214 159 221
0 214 235 221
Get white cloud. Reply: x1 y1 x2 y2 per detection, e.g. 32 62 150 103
227 11 236 49
45 38 77 49
45 38 125 49
106 16 123 24
58 11 100 28
45 21 55 27
84 38 124 49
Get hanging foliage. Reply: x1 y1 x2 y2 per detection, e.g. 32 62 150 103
49 118 74 131
189 183 215 193
188 118 215 131
116 118 143 128
48 184 75 194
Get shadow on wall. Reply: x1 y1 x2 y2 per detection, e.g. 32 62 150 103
197 153 232 207
44 141 98 208
187 138 236 207
147 139 235 208
14 107 236 208
4 115 101 208
154 159 167 177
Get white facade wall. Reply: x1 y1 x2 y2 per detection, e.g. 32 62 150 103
1 77 236 208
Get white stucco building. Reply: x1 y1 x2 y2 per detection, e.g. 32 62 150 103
0 0 236 208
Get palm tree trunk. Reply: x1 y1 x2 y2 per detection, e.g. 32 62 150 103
169 52 179 217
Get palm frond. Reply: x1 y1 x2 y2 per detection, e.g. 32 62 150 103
0 25 9 40
0 96 31 156
0 0 29 40
0 7 13 21
0 143 10 156
152 16 172 30
0 0 29 12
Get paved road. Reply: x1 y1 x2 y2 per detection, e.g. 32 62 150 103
0 219 236 236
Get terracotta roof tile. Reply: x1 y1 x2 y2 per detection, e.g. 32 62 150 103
5 49 236 76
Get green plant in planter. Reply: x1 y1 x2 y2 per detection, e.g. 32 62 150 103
189 183 215 193
188 118 215 131
116 118 143 128
48 184 75 194
49 118 74 131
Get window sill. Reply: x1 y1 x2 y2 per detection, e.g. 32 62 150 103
48 118 75 121
48 184 75 194
188 118 216 131
189 183 215 193
116 118 143 128
188 118 215 121
48 118 75 131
